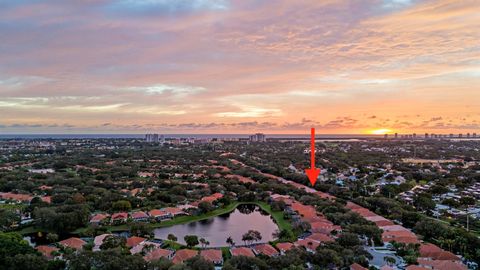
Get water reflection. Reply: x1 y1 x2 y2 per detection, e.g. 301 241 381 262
154 204 278 247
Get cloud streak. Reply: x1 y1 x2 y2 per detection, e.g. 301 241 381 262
0 0 479 133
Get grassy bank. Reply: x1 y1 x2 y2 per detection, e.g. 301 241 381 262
72 201 293 236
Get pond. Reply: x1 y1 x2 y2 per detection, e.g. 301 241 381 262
154 204 279 247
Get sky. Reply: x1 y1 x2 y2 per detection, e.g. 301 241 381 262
0 0 479 134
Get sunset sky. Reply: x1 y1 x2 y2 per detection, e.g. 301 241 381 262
1 0 479 134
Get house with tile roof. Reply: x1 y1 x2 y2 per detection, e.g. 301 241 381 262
306 233 334 243
418 243 460 261
111 212 128 224
58 237 86 250
294 238 321 253
252 244 279 257
200 249 223 265
93 234 112 251
350 263 368 270
148 209 170 221
126 236 146 248
416 258 467 270
172 249 198 264
89 213 109 225
163 207 186 218
230 247 255 257
130 241 161 254
275 242 294 255
143 248 174 262
36 245 59 260
131 211 149 222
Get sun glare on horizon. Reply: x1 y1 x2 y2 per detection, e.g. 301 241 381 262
370 128 393 135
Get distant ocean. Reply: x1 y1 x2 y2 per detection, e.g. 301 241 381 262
0 134 382 139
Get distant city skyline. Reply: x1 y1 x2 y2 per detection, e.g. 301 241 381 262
1 0 479 134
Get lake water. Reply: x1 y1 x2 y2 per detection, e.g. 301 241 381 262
154 204 279 247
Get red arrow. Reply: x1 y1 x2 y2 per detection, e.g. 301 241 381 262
305 127 320 186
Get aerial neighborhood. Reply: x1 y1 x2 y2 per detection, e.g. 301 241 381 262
0 136 479 270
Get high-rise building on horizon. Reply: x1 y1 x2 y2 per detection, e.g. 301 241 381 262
249 133 266 142
145 133 160 142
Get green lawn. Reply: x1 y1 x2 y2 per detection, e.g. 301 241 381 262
254 201 293 233
73 201 294 239
0 203 26 210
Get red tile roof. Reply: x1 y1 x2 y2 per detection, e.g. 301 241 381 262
131 211 148 219
295 238 320 251
111 212 128 220
310 222 340 234
419 243 460 261
163 207 184 216
253 244 279 257
382 230 419 244
200 249 223 263
90 213 108 223
201 193 224 203
143 248 174 262
126 236 146 247
350 263 368 270
59 237 86 250
0 192 32 202
307 233 334 243
417 258 467 270
275 242 294 253
172 249 198 264
148 209 168 217
226 174 256 183
36 245 59 259
230 247 255 257
405 266 430 270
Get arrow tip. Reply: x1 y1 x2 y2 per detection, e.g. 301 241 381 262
305 168 320 186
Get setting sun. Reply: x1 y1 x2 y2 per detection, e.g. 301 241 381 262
370 129 393 135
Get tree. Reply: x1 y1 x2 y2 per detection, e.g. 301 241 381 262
147 257 172 270
168 234 178 242
337 233 360 247
242 232 254 246
7 253 48 270
199 238 209 248
184 235 199 248
112 200 132 211
198 201 214 213
0 209 20 230
130 222 153 238
46 233 59 243
0 232 39 269
185 255 214 270
67 249 146 270
459 196 475 206
413 195 435 212
226 236 235 247
72 193 86 204
100 235 126 250
224 255 268 270
311 248 343 269
384 256 396 266
414 219 447 241
273 229 294 241
242 230 262 246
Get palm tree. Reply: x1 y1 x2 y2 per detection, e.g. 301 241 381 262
444 239 454 252
226 236 235 247
199 238 209 248
167 234 177 242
